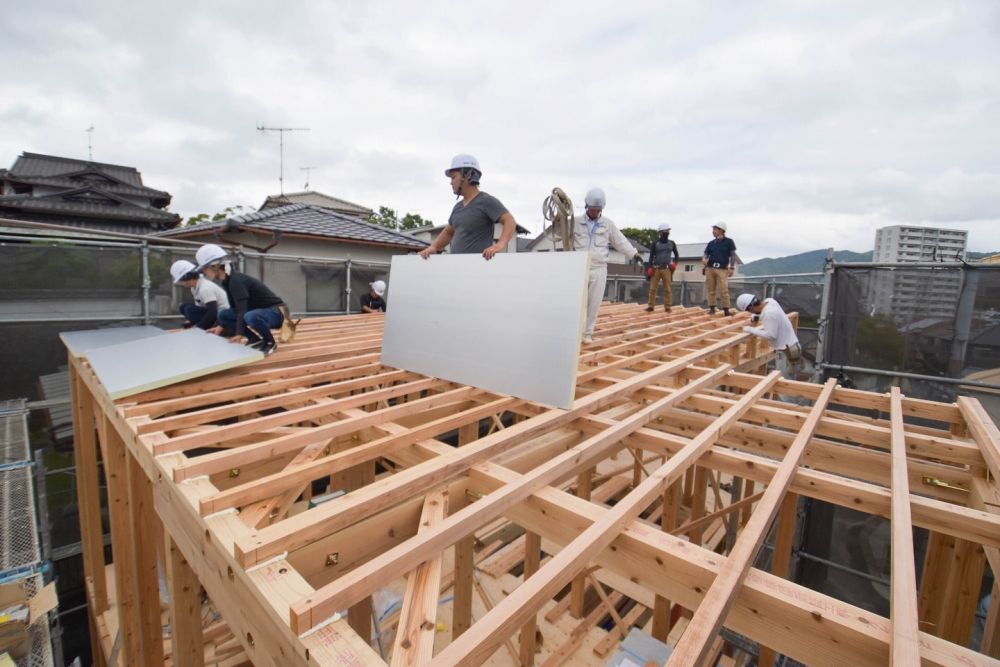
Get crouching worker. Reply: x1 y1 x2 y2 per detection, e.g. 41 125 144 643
195 244 285 356
170 259 230 330
361 280 387 313
736 293 802 379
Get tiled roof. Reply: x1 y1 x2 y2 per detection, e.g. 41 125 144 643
154 204 428 249
0 192 181 224
10 152 146 187
260 191 373 216
3 173 171 201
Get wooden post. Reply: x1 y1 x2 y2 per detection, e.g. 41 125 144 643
166 534 204 667
69 366 109 662
918 532 956 635
127 454 164 665
453 421 479 638
758 492 797 667
570 466 594 619
103 416 141 665
652 478 680 641
689 466 708 545
939 538 986 646
346 460 375 645
519 531 542 666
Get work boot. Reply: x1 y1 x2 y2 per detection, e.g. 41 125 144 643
664 306 671 313
645 305 654 312
709 306 716 315
723 308 732 316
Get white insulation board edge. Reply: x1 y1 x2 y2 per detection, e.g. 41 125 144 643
381 252 589 409
82 328 263 399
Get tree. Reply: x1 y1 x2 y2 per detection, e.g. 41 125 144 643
621 227 658 249
367 206 433 231
185 205 251 227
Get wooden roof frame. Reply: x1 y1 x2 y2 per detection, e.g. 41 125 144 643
67 303 1000 666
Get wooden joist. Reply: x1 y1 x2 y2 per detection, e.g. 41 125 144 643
64 304 1000 667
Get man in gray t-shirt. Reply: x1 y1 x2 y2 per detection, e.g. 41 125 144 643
419 154 518 260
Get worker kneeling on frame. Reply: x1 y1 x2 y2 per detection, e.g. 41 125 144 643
737 293 802 379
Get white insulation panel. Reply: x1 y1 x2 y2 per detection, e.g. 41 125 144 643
381 252 589 409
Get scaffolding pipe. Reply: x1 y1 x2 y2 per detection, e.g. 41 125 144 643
140 241 151 325
819 363 1000 392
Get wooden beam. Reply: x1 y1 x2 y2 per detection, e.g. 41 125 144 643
166 534 204 667
390 490 448 667
239 335 748 568
667 378 837 665
430 372 782 665
128 453 165 665
102 415 141 666
288 364 741 633
889 388 921 665
757 491 798 667
958 396 1000 483
519 531 542 666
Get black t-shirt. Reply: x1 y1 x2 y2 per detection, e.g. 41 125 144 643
221 272 284 336
360 293 386 312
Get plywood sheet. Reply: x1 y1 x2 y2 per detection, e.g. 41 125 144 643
381 252 589 409
83 328 263 399
59 325 166 357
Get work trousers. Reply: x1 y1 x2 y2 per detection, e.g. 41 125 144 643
646 268 673 308
179 303 207 326
218 306 284 345
705 267 731 308
584 266 608 338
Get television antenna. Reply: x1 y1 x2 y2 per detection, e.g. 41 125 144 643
86 125 95 160
300 166 317 189
256 124 310 194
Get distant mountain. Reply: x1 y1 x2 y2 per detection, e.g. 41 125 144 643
741 249 873 276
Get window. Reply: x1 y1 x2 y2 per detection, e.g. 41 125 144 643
684 264 694 272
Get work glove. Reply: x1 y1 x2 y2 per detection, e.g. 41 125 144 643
742 326 754 334
669 262 677 272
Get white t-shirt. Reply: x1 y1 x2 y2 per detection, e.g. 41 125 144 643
192 277 230 309
745 298 799 350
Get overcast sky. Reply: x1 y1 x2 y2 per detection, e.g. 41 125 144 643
3 1 998 261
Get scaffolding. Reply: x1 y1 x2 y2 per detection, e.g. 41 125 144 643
0 399 55 667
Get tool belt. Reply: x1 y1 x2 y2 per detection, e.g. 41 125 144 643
783 343 802 363
277 304 300 343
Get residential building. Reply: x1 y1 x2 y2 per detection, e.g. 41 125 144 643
0 152 180 234
155 203 427 313
259 191 373 219
869 225 967 321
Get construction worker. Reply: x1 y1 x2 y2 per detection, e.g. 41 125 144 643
195 244 285 356
645 223 679 312
737 293 802 379
702 222 737 315
170 259 230 329
573 187 642 344
361 280 387 313
418 154 518 260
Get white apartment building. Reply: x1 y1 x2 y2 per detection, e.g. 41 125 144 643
869 225 967 321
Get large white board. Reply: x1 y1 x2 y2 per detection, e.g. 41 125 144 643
381 252 590 409
59 325 166 357
82 328 263 399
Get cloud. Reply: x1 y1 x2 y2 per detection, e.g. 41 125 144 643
1 0 999 259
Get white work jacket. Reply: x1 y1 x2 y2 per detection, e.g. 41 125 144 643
744 299 799 350
572 214 638 269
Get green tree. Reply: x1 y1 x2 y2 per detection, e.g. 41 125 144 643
621 227 658 249
185 205 251 227
368 206 433 230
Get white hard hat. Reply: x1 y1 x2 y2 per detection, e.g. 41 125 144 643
584 187 606 209
195 243 229 271
170 260 196 285
445 154 481 176
658 223 671 232
736 293 758 312
713 221 728 232
370 280 386 297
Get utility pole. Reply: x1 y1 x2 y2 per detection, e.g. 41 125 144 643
300 166 317 189
86 125 95 161
256 124 310 194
